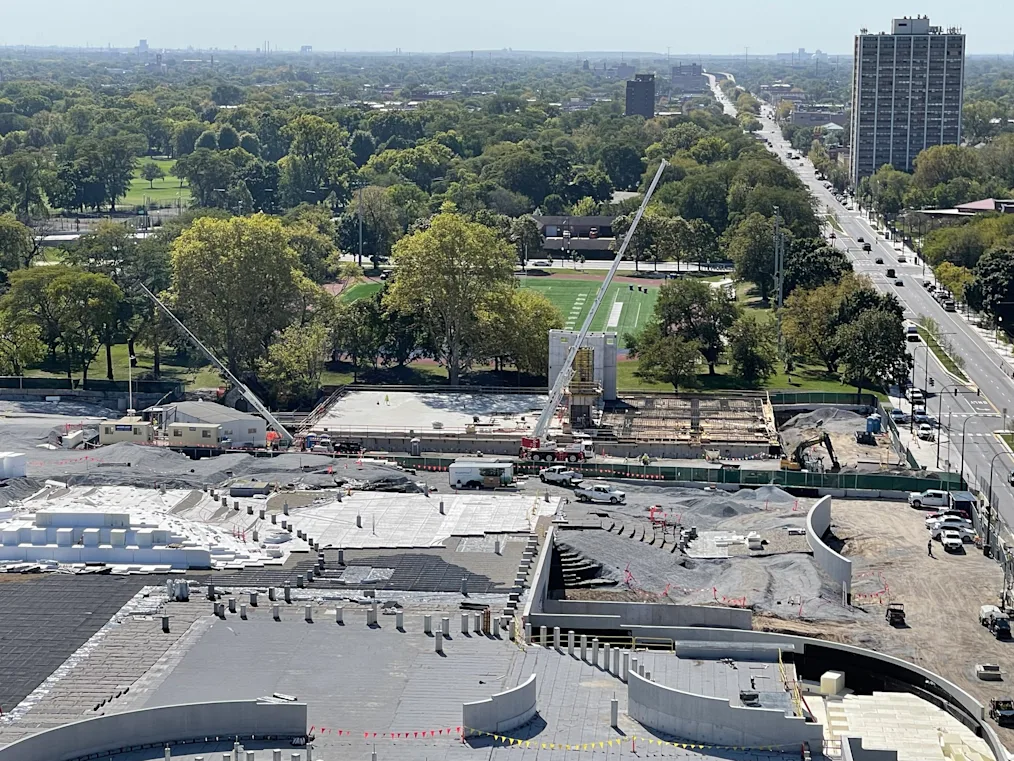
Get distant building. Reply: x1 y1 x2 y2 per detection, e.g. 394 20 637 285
616 63 635 80
790 107 849 128
533 215 616 255
137 39 148 56
300 45 312 54
625 74 655 118
98 416 154 446
849 16 966 185
670 63 707 94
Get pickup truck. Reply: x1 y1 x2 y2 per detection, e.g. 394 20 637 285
909 489 949 509
539 465 583 486
574 481 626 504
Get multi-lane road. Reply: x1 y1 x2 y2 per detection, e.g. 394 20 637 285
710 79 1014 548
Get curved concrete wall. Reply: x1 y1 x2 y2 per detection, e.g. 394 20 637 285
806 495 852 595
536 599 751 631
0 700 307 761
627 670 823 752
463 674 537 734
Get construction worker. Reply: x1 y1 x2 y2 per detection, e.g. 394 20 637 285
641 452 650 467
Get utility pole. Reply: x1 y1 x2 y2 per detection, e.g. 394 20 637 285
357 183 364 268
773 207 786 367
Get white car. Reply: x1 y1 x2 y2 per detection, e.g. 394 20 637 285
939 530 964 553
931 524 975 542
905 387 925 404
574 481 626 504
926 515 973 532
532 260 551 267
539 465 583 486
917 423 935 441
909 490 949 509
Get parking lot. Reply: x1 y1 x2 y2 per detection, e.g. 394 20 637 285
829 498 1014 741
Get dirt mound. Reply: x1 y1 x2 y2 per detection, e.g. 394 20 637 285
783 408 868 435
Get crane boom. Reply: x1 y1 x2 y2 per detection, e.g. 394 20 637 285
531 159 669 440
137 282 294 446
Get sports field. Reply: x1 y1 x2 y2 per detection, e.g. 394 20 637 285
521 278 657 341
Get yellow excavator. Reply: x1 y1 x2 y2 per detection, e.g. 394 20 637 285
780 432 841 473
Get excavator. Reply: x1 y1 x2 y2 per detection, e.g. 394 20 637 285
780 432 841 473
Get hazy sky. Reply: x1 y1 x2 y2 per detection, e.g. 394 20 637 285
4 0 1013 54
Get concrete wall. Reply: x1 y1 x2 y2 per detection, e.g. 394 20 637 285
806 495 852 595
522 527 555 621
0 700 307 761
463 674 537 734
627 670 823 751
549 331 617 401
843 737 898 761
0 544 212 568
539 599 752 630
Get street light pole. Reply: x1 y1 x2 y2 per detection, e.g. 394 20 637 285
986 450 1011 555
936 384 967 468
960 413 995 483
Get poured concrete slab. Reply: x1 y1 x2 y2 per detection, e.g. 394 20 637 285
314 390 548 434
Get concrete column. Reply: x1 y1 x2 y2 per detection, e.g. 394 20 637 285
305 605 313 623
612 647 620 675
396 610 404 630
216 602 225 618
164 746 171 761
296 575 304 588
228 598 236 614
249 592 258 607
610 698 619 728
252 530 258 543
338 548 345 565
259 509 266 520
474 613 482 634
424 615 432 634
499 616 508 637
441 617 450 637
645 670 651 681
268 587 276 601
240 604 247 620
591 637 599 667
291 754 301 761
568 630 575 656
553 626 561 650
460 576 468 595
283 503 290 515
524 622 532 643
622 651 630 682
305 750 312 761
224 754 232 761
439 500 445 515
284 584 291 603
580 634 588 661
336 606 344 624
247 753 256 761
435 631 443 653
539 626 548 647
208 583 216 600
603 643 611 672
461 613 469 634
306 571 313 584
494 539 501 555
630 656 638 678
271 514 277 524
273 604 280 621
273 751 282 761
162 616 170 633
247 504 253 515
638 663 645 677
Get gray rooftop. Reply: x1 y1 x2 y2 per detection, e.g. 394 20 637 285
163 401 263 425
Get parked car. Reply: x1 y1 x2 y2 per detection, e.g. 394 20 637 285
917 423 935 441
863 243 873 252
875 257 884 264
931 524 975 542
890 408 910 424
895 278 905 286
939 529 964 553
905 387 925 404
539 465 583 486
926 515 973 532
909 489 949 509
574 481 626 504
913 410 932 425
944 300 956 312
897 254 907 263
858 237 865 243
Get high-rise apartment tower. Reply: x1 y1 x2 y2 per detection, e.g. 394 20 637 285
849 16 965 186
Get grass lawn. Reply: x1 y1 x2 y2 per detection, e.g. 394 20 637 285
521 278 658 340
917 327 968 382
340 281 384 303
122 158 188 208
25 342 222 389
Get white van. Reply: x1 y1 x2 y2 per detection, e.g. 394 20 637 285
448 459 514 490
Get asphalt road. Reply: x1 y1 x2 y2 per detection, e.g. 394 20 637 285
709 79 1014 547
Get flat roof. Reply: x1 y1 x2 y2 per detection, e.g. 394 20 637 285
164 401 263 425
314 390 547 435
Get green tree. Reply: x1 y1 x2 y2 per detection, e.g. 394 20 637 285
935 262 974 301
281 115 354 206
170 214 308 372
727 212 776 302
0 313 44 376
966 248 1014 326
654 277 738 373
626 321 700 391
783 239 851 296
490 289 564 377
838 309 911 397
173 149 235 208
386 211 515 385
0 213 36 278
509 216 543 268
95 135 142 211
263 320 329 406
217 124 241 151
140 161 165 188
171 121 205 157
600 143 645 191
48 270 122 383
239 132 261 156
195 130 218 151
727 313 777 383
0 151 47 220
